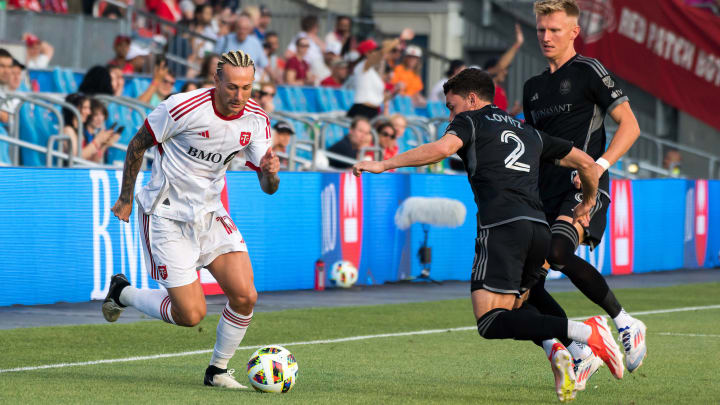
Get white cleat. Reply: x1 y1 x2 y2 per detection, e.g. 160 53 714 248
204 366 248 389
619 319 647 373
549 342 577 402
573 353 604 391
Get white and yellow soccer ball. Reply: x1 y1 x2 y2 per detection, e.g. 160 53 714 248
247 345 298 393
330 260 358 288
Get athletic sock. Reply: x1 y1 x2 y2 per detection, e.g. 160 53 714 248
567 321 592 343
119 286 175 324
548 226 623 318
528 279 573 348
210 303 253 369
612 308 634 332
568 341 593 361
542 339 560 358
477 303 568 341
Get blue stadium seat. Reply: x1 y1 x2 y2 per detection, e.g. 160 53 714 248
390 96 415 116
0 125 11 165
105 103 142 165
127 77 152 98
51 67 68 93
324 124 345 148
335 89 354 111
64 70 79 93
316 87 341 112
19 104 46 166
426 101 449 119
28 69 54 92
299 86 321 113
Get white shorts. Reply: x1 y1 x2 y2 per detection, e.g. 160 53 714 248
137 207 248 288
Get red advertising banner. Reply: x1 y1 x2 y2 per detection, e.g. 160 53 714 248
576 0 720 130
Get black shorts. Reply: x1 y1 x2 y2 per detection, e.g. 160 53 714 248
545 190 610 249
470 220 551 295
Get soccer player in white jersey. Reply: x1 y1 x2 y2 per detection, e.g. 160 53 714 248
102 50 280 389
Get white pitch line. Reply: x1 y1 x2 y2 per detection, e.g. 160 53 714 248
657 332 720 338
1 304 719 374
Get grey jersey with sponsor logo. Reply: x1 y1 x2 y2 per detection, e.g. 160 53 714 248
523 54 628 204
446 105 573 230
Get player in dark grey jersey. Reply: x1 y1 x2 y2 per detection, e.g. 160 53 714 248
523 0 646 384
353 68 624 402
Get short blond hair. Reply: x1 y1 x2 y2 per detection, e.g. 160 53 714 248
533 0 580 17
217 50 255 76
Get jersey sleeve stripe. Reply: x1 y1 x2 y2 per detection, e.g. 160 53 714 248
171 96 211 121
245 161 261 172
574 59 604 78
576 56 609 77
168 90 211 115
143 119 159 145
244 104 271 122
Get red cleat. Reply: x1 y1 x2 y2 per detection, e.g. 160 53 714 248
584 316 624 379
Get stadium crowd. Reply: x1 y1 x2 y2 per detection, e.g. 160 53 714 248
0 1 531 168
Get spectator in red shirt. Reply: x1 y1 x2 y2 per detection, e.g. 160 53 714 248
284 38 315 85
146 0 181 24
107 36 131 70
375 121 399 161
320 59 349 88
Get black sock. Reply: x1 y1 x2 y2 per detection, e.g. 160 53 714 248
527 278 572 347
548 226 622 318
477 303 568 342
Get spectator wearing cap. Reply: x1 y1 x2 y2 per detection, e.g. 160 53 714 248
124 42 150 74
312 42 341 86
392 45 425 106
284 37 315 86
320 59 349 88
272 120 294 168
483 23 524 115
9 58 29 92
255 5 272 41
107 35 131 70
0 49 14 124
23 33 54 69
325 15 356 58
214 14 268 79
429 59 465 102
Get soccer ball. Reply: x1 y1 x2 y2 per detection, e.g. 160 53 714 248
247 345 298 393
330 260 358 288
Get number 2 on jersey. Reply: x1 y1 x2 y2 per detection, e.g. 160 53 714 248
500 130 530 172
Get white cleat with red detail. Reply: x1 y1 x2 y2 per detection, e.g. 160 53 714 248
573 352 604 391
549 342 577 402
619 319 647 373
584 316 624 379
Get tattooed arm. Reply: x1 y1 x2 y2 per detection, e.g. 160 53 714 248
111 125 157 222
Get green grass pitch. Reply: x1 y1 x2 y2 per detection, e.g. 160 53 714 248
1 283 719 404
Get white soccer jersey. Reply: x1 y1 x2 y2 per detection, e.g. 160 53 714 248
136 87 271 222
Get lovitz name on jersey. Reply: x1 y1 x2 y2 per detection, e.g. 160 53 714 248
187 146 239 165
484 113 524 129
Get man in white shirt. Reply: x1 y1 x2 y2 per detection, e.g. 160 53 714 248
23 33 54 69
104 50 280 389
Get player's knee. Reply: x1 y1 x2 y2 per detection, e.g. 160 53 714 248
548 222 579 270
476 308 508 339
228 288 257 313
176 307 206 327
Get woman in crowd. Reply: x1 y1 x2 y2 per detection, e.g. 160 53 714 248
284 37 315 85
83 98 120 163
62 94 117 163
